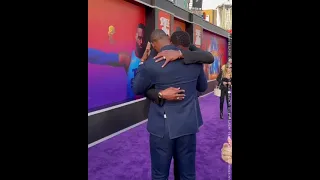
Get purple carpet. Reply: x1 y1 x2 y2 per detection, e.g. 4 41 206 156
88 93 231 180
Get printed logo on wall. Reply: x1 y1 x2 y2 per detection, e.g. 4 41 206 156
158 10 171 35
193 25 202 48
195 30 201 46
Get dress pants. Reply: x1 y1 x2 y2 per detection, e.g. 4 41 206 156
149 119 196 180
173 158 180 180
220 88 230 112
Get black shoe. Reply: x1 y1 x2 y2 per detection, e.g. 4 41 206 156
220 112 223 119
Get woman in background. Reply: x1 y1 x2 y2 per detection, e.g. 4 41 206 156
217 63 232 119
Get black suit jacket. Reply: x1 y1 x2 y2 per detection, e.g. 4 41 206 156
145 45 214 105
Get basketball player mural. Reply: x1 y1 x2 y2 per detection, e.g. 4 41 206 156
208 37 222 78
88 24 146 100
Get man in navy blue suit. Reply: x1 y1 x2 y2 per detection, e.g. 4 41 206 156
133 30 207 180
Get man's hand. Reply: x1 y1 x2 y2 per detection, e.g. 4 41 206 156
228 82 231 85
160 87 185 101
154 50 182 68
223 82 227 85
141 42 151 62
221 137 232 164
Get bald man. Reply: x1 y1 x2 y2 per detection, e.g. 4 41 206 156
133 29 207 180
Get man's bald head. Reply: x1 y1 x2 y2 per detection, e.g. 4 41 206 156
150 29 170 52
150 29 168 42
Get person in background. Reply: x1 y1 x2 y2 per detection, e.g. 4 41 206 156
133 29 207 180
217 63 232 119
221 137 232 164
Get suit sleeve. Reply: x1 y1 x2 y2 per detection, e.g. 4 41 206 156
196 65 208 92
133 63 153 96
181 45 214 64
188 44 201 52
145 86 163 106
88 48 121 66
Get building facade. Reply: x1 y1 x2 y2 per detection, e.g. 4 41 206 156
174 0 189 10
202 3 232 31
216 3 232 31
202 9 217 25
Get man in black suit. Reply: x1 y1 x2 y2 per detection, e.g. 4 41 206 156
141 32 214 180
133 30 208 180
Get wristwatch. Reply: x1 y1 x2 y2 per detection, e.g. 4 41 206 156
178 50 183 58
139 61 144 65
158 91 165 106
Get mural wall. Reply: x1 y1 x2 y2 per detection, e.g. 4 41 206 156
201 30 228 80
88 0 146 111
88 0 228 111
158 10 171 35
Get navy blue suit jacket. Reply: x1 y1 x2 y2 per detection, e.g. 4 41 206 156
133 45 208 139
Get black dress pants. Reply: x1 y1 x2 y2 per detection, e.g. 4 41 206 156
220 88 230 112
174 157 180 180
